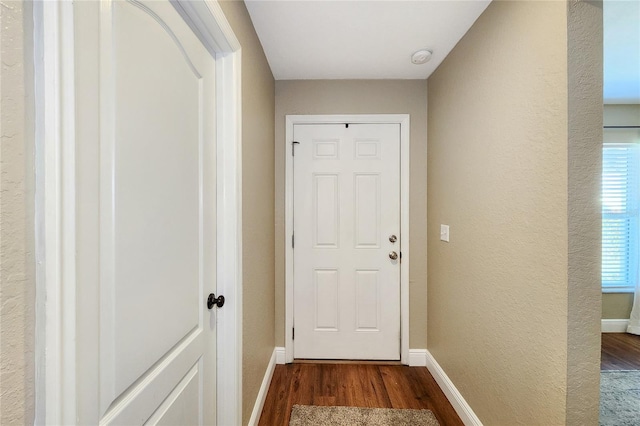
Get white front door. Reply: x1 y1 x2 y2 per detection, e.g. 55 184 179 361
293 123 401 360
73 1 217 423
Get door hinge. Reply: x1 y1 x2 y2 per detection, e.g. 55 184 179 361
292 140 300 156
292 327 295 340
292 233 295 248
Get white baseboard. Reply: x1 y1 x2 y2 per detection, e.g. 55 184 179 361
275 346 286 364
425 350 483 426
602 319 630 333
248 348 277 426
408 349 428 367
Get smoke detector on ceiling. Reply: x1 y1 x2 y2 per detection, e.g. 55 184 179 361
411 49 433 65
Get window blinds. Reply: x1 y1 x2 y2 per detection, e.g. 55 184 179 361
602 143 639 291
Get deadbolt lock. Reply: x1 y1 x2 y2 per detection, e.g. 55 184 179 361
389 235 397 243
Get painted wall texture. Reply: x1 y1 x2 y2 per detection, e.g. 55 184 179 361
427 1 601 424
602 292 634 319
566 2 602 423
602 104 640 319
274 80 428 349
0 1 35 424
217 1 276 424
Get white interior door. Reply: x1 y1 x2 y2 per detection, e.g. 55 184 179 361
293 123 401 360
73 1 217 423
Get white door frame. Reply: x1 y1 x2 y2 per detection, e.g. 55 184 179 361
285 114 410 364
33 1 243 424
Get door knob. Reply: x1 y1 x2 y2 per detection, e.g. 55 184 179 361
389 235 397 243
207 293 225 309
389 251 398 260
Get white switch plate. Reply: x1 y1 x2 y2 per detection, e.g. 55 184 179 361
440 224 450 242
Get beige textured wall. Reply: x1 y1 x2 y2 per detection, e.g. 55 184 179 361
0 1 35 424
427 1 601 424
602 104 640 319
217 2 275 424
566 2 602 423
604 104 640 126
602 293 634 319
274 80 428 349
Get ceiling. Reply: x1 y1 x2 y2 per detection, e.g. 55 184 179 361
245 0 640 104
244 0 491 80
604 0 640 104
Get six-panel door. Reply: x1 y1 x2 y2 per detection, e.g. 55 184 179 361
293 123 401 360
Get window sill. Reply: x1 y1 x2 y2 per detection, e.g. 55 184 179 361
602 287 635 294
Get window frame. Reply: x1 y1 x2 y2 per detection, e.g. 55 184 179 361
602 127 640 293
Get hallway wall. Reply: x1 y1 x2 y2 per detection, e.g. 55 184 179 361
274 80 428 350
0 1 36 423
218 1 276 423
427 1 601 424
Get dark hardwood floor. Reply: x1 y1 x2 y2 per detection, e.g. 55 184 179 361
601 332 640 370
258 363 464 426
256 335 639 425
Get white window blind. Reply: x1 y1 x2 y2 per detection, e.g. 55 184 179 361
602 143 639 292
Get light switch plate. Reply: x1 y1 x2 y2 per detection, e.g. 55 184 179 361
440 224 450 242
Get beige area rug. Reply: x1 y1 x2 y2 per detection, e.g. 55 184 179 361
289 405 440 426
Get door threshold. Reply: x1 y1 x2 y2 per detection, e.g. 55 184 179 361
293 359 402 365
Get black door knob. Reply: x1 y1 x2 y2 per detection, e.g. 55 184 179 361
207 293 225 309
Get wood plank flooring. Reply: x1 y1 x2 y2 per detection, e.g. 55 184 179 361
258 363 464 426
601 332 640 370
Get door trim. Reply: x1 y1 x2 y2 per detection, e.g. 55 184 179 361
34 1 243 424
284 114 410 364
